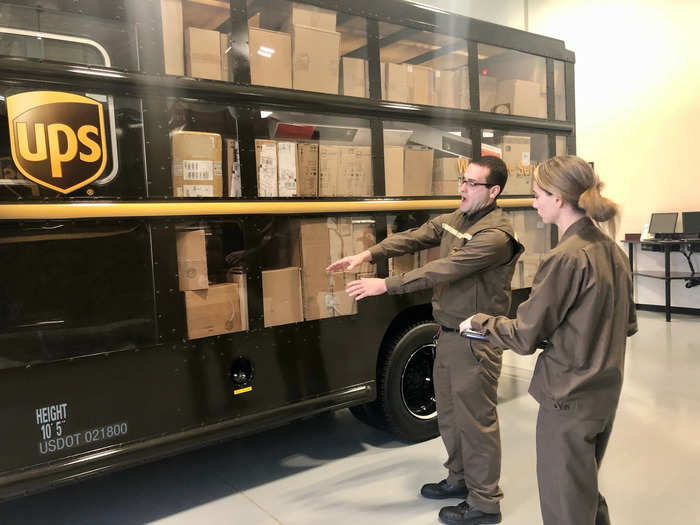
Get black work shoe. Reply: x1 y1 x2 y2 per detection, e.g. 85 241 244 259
420 479 468 499
439 501 501 525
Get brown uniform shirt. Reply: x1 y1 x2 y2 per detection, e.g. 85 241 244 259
472 216 638 417
368 204 523 328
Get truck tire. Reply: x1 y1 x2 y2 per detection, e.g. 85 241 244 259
378 320 440 442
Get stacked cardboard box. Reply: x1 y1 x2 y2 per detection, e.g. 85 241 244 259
161 0 184 75
495 79 547 118
384 146 404 197
224 138 241 197
479 75 499 112
342 57 368 97
319 145 372 197
249 27 292 89
171 131 223 197
408 65 435 105
500 135 532 195
277 141 298 197
382 63 437 105
296 142 319 196
285 2 336 31
185 27 222 80
262 267 303 327
435 70 457 108
382 62 410 103
255 139 278 196
433 157 463 196
255 139 320 197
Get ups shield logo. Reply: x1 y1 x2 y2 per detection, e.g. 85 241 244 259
7 91 107 194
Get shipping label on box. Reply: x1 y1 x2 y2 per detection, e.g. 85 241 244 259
319 144 339 196
296 142 318 196
249 27 292 89
184 283 241 340
277 141 298 197
185 27 222 81
171 131 223 197
500 135 532 196
225 138 241 197
176 229 209 291
255 139 278 197
262 267 303 327
290 25 340 95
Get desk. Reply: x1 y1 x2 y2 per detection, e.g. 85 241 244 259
625 239 700 321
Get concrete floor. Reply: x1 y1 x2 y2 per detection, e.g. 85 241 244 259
1 310 699 524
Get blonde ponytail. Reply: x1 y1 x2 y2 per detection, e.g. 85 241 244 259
535 155 620 238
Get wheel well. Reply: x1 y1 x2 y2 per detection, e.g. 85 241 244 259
377 303 435 378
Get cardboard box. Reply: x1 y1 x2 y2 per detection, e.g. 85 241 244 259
297 219 331 320
501 135 532 196
404 147 434 196
328 217 376 277
408 65 434 105
519 254 543 288
220 32 230 81
161 0 184 76
496 79 547 118
248 12 260 28
284 2 336 32
277 141 298 196
433 157 462 181
435 70 458 108
262 267 303 327
479 75 498 112
249 27 292 89
296 142 318 196
171 131 223 197
382 62 410 103
176 229 208 291
433 180 458 196
319 145 372 197
184 283 241 339
290 25 340 94
225 138 241 197
226 270 249 331
384 145 404 197
456 67 470 109
185 27 222 81
255 139 278 197
342 57 367 97
512 210 548 254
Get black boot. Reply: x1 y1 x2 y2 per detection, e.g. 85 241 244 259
439 501 501 525
420 479 468 499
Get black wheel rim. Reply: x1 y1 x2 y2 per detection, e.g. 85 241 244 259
400 343 436 420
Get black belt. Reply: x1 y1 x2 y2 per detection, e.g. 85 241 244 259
440 325 458 332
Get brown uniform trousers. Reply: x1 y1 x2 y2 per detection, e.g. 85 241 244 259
434 330 503 514
472 217 638 525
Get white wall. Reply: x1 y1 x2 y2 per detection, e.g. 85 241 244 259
412 0 526 30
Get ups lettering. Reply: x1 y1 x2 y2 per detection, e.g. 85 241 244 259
7 91 108 194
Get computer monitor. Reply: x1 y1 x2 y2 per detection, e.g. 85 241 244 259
682 211 700 234
648 212 678 234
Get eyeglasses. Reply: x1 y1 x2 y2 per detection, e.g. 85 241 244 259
458 178 493 188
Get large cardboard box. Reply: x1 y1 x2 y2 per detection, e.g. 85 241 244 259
408 65 434 105
220 32 230 81
277 141 298 196
382 62 410 103
319 145 372 197
225 138 241 197
171 131 223 197
290 25 340 94
435 70 458 108
249 27 292 89
296 142 318 196
433 157 461 181
226 270 249 331
512 211 548 254
297 219 331 320
255 139 278 197
284 2 336 32
479 75 498 112
176 229 208 291
185 27 222 81
404 147 434 196
433 180 458 196
456 67 470 109
496 79 547 118
184 283 241 339
262 267 303 327
384 145 404 197
341 57 368 97
161 0 184 76
501 135 532 196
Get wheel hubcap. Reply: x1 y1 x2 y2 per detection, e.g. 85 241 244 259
400 343 437 420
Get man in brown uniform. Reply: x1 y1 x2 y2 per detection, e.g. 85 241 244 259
461 155 638 525
327 156 522 525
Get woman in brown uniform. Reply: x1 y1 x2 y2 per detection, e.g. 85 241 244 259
458 155 638 525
